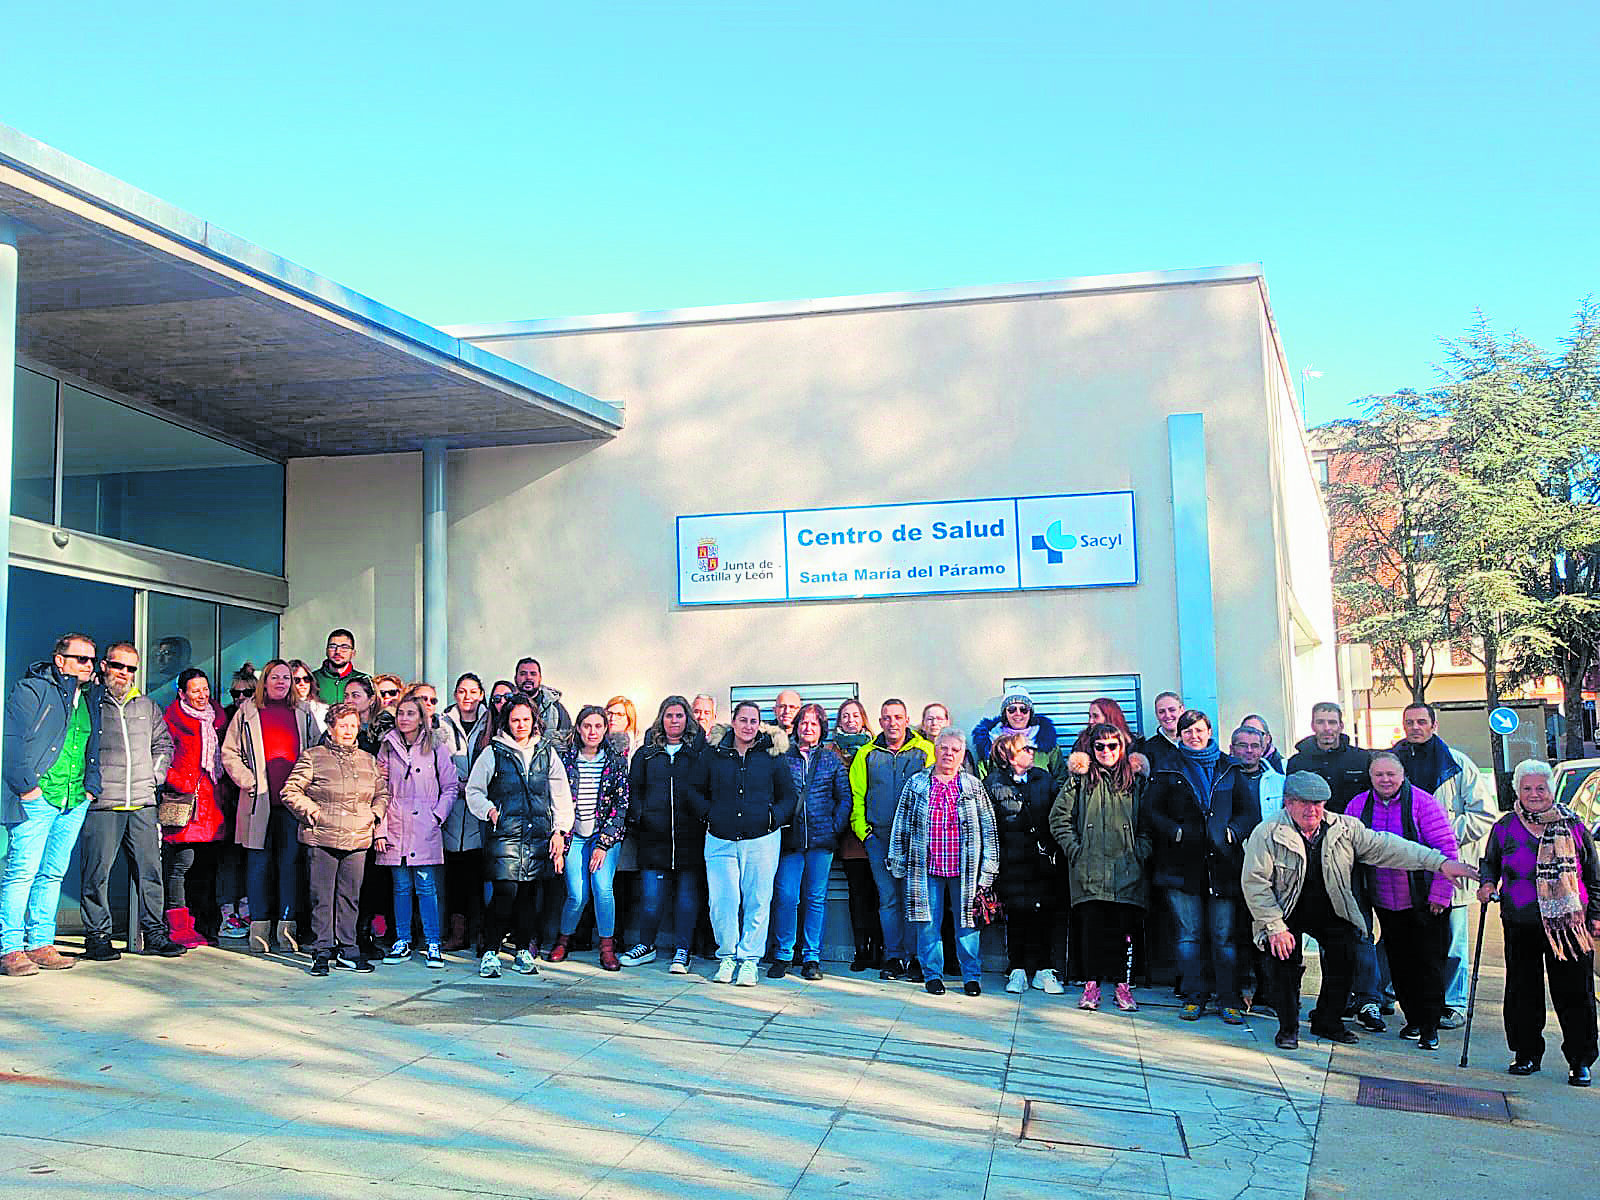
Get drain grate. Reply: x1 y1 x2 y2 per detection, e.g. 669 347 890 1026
1020 1100 1188 1156
1355 1076 1511 1122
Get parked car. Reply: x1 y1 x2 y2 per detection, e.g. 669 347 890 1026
1552 758 1600 810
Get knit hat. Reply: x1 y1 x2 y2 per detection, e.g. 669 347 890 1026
1000 687 1034 711
1282 771 1332 804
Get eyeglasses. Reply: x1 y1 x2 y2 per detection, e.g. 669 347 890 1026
104 661 139 673
326 642 353 652
1092 740 1121 751
1004 704 1031 714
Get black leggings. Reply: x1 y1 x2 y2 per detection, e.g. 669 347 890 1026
482 879 548 954
1005 902 1057 973
163 842 219 914
843 856 880 952
443 850 485 932
1076 900 1144 983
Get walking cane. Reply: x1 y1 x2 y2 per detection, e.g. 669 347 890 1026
1459 896 1493 1069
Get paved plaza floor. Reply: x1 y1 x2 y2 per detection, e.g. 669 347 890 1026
0 925 1588 1200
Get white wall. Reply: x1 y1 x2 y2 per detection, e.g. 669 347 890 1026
283 278 1334 740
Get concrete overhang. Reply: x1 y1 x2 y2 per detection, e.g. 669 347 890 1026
0 123 622 458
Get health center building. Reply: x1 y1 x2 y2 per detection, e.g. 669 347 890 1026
0 122 1337 928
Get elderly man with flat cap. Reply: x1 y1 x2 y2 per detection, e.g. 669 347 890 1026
1242 771 1477 1050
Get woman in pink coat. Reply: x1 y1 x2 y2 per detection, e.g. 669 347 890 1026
375 696 458 967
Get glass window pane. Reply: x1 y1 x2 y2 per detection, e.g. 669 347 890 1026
219 604 278 697
12 367 56 522
146 593 218 711
59 384 284 574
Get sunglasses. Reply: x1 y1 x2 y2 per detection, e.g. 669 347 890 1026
379 689 400 699
1092 740 1121 751
59 653 96 665
1004 704 1031 714
104 660 139 673
492 693 513 704
292 674 312 683
230 688 253 699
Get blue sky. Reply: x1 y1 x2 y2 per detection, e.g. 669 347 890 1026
3 2 1594 424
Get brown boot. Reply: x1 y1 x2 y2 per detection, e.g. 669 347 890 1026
598 936 620 972
276 920 299 953
546 934 570 963
2 950 40 977
25 944 75 970
248 920 272 953
441 913 468 952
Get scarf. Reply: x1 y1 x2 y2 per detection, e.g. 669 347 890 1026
179 696 222 783
1176 739 1222 812
1517 800 1593 961
1395 735 1452 794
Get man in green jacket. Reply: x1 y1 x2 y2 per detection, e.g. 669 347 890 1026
849 699 933 981
2 633 104 977
311 628 361 706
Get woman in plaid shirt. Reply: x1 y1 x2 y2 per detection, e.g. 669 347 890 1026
888 728 998 997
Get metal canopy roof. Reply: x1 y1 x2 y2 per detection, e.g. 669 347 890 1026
0 124 621 458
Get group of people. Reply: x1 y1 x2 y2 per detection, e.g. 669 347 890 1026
3 630 1596 1084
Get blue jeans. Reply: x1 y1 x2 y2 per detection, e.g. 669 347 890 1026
772 848 834 963
1351 898 1395 1007
864 832 907 961
561 835 619 938
914 874 981 984
704 830 782 962
246 806 303 922
637 867 704 951
1 796 91 954
391 864 443 945
1445 905 1468 1010
1164 888 1239 1005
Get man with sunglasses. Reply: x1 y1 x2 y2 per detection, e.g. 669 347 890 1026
80 644 187 961
311 628 361 706
2 632 105 976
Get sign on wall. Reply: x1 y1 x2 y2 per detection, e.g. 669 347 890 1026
677 491 1137 606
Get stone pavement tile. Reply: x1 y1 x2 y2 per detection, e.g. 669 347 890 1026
651 1091 838 1150
513 1074 694 1135
585 1167 790 1200
410 1143 614 1198
48 1108 266 1158
22 1143 282 1197
854 1057 1006 1109
984 1179 1171 1200
605 1131 814 1189
0 1090 134 1139
845 1081 1001 1136
793 1148 990 1200
820 1116 995 1174
1143 1079 1294 1121
1179 1113 1314 1159
220 1125 435 1180
1163 1152 1308 1200
989 1139 1170 1193
451 1113 644 1163
707 1049 867 1104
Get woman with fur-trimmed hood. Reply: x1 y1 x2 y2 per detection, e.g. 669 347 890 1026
971 688 1064 784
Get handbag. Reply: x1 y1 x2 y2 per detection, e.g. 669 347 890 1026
158 790 197 829
972 884 1003 927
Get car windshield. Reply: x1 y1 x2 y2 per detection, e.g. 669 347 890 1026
1555 763 1600 807
1570 772 1600 833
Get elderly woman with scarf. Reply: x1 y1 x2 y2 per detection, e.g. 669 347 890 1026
1147 708 1260 1024
1479 759 1600 1086
887 727 999 997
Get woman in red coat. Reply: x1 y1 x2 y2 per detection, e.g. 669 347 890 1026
163 667 231 947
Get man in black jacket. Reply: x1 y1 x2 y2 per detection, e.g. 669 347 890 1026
1286 702 1371 811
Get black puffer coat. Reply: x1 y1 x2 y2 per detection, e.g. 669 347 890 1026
1286 734 1373 811
983 765 1061 909
1146 758 1260 898
483 738 562 882
696 729 798 842
627 732 709 870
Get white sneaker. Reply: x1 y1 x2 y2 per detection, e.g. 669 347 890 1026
479 951 501 978
713 957 737 984
735 960 758 987
1006 968 1028 994
513 949 539 975
1035 969 1065 995
383 940 411 963
669 949 690 974
619 943 657 966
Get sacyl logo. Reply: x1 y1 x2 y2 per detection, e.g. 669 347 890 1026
1031 520 1121 564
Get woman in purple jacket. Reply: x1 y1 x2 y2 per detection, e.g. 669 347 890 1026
1479 759 1600 1086
1346 752 1460 1049
376 696 459 967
